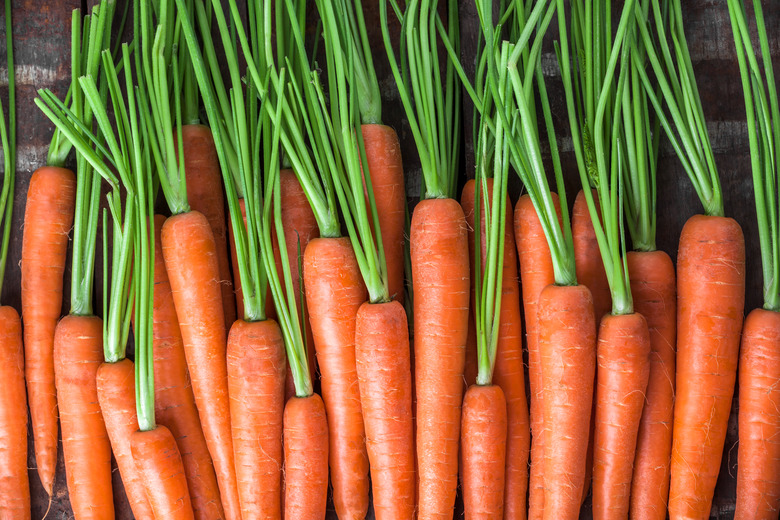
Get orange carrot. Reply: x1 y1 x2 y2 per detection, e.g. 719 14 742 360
735 308 780 520
303 237 369 519
628 250 676 520
20 165 76 493
461 384 507 520
592 313 651 519
537 284 596 520
54 315 114 519
131 425 195 520
412 198 470 520
96 359 154 519
354 300 415 520
283 394 329 520
0 306 30 518
460 182 481 390
162 210 241 520
152 215 224 520
669 215 745 519
181 124 236 333
227 318 286 519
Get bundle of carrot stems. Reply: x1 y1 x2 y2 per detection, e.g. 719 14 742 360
0 0 774 518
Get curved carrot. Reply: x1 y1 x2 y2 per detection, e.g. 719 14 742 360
181 124 236 332
355 300 415 520
131 425 195 520
735 308 780 519
515 193 561 520
537 283 596 520
412 197 470 520
461 384 507 520
96 359 154 519
227 318 286 519
592 312 651 519
0 306 30 519
628 250 676 520
361 124 406 303
21 165 76 493
303 237 369 520
283 394 329 520
54 315 114 519
669 215 745 519
162 210 241 520
152 215 224 520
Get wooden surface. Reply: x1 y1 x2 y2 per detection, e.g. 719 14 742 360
1 0 777 518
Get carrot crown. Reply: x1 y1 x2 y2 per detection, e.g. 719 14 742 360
380 0 461 201
557 0 637 315
0 0 14 300
634 0 724 218
728 0 780 311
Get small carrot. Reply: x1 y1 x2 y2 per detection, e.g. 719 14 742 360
572 189 611 322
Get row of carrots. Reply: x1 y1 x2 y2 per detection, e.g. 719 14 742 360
0 0 778 520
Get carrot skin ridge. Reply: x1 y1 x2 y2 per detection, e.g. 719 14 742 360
0 306 30 519
412 198 470 520
131 426 195 520
21 165 76 493
461 384 507 520
96 359 154 519
628 250 676 520
592 313 651 520
152 215 224 520
283 394 329 520
669 215 745 519
734 308 780 519
538 283 596 520
227 319 286 520
303 237 369 520
161 211 241 520
355 300 415 520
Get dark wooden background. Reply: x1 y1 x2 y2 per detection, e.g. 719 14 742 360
1 0 778 518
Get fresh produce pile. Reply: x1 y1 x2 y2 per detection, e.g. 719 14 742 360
0 0 777 519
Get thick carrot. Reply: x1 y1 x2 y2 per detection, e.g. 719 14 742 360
0 306 29 519
361 124 406 303
54 315 114 519
227 318 286 519
735 308 780 520
412 197 470 520
628 250 676 520
96 359 154 519
354 300 415 520
162 210 241 520
152 215 224 520
537 283 596 520
303 236 369 520
592 312 651 519
181 124 236 334
515 193 561 520
20 165 76 493
461 384 507 520
669 214 745 519
283 394 329 520
131 425 195 520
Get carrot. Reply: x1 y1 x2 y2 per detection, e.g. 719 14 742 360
355 300 415 520
152 215 224 520
131 426 195 520
20 165 75 493
54 315 114 519
628 251 676 519
461 182 481 390
592 313 651 519
304 237 370 518
181 124 236 333
537 284 596 520
572 189 611 322
0 307 29 519
227 319 286 519
228 198 250 320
